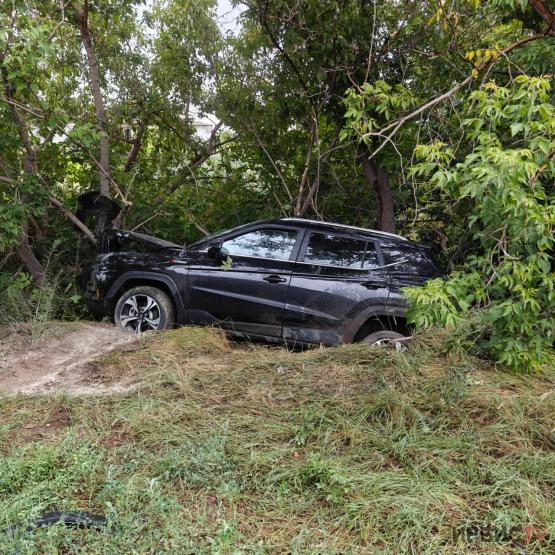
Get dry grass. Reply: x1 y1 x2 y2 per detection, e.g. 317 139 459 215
0 325 554 553
0 320 81 355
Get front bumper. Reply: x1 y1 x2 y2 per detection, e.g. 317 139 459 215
83 290 113 316
81 265 115 316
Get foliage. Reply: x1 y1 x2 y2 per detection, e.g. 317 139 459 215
0 0 227 263
341 81 418 140
0 244 88 330
405 76 555 373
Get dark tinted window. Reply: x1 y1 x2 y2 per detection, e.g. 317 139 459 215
222 229 297 260
382 243 438 275
304 233 372 268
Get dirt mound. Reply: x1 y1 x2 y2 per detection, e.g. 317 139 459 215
0 323 138 396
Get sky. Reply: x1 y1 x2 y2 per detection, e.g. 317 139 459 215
216 0 243 34
138 1 243 35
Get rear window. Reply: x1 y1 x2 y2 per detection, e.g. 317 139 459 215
303 233 379 269
381 243 438 275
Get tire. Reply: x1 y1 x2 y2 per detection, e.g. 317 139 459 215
28 511 107 531
0 511 108 537
361 330 409 351
114 286 175 333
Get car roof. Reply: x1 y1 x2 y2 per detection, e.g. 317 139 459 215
274 218 409 242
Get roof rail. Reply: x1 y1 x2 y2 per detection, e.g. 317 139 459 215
280 218 408 241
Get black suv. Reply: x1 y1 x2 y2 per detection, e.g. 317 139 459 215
82 218 440 347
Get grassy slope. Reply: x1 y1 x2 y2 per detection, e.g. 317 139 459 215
0 327 554 554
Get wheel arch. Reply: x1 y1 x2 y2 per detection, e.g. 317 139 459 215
353 314 411 342
107 272 185 322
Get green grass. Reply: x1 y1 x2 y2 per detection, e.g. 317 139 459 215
0 326 554 553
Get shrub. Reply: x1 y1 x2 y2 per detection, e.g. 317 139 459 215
406 76 555 373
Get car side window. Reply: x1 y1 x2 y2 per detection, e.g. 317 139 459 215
303 233 371 269
381 243 438 275
221 229 298 260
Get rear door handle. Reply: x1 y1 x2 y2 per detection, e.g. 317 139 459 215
361 280 385 289
263 274 287 284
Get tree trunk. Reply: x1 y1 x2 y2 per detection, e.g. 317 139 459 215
529 0 555 28
74 1 110 198
124 120 146 172
16 229 45 284
357 144 396 233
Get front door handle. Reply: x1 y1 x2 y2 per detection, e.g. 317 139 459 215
263 274 287 284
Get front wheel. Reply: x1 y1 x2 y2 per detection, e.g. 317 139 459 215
361 330 409 352
114 286 175 333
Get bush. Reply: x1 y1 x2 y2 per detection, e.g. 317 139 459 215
406 76 555 373
0 266 88 333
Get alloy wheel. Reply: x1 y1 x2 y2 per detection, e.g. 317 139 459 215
119 294 161 333
370 338 409 352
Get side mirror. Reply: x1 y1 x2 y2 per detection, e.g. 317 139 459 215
207 244 222 259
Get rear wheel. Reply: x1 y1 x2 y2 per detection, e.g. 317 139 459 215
114 286 175 333
361 330 409 352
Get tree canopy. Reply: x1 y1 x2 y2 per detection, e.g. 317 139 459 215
1 0 554 371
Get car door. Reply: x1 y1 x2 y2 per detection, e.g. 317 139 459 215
185 226 302 338
282 231 390 346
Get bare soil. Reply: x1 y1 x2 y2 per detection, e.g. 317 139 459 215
0 322 138 396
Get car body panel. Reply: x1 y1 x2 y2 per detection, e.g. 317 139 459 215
109 229 182 250
82 218 441 345
182 224 306 337
184 252 294 337
281 230 392 345
282 266 392 345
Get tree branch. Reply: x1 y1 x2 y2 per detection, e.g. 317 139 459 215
256 0 315 107
1 59 44 281
124 119 146 172
73 0 111 197
167 131 235 195
294 113 318 215
49 196 97 244
248 124 293 202
363 32 551 160
299 126 341 216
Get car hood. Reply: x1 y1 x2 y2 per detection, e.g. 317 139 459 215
109 229 182 250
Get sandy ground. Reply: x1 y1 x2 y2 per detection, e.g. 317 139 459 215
0 323 138 396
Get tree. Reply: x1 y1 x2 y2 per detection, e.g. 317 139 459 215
214 0 547 232
0 0 226 281
72 0 111 200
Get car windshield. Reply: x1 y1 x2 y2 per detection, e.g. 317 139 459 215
187 221 261 250
186 227 231 249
